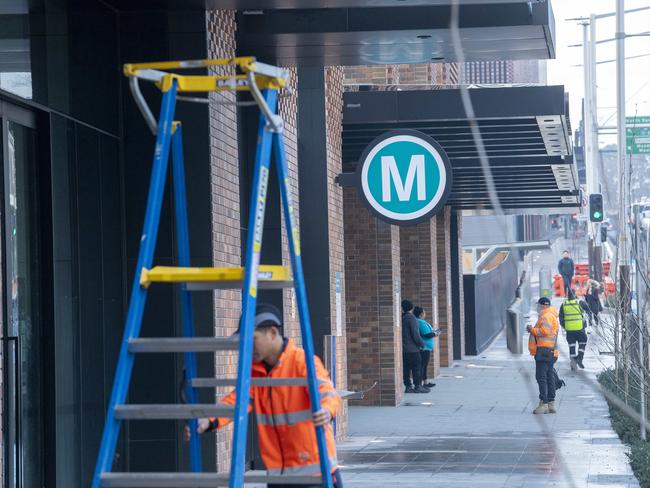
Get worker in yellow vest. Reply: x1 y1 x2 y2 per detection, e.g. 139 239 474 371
559 289 587 371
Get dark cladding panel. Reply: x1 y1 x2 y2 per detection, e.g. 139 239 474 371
297 66 332 359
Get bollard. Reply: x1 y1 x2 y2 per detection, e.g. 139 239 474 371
506 299 523 354
539 265 552 299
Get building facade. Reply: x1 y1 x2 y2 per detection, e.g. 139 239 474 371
0 1 565 486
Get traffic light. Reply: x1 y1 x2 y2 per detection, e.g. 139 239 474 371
600 224 608 243
589 193 604 222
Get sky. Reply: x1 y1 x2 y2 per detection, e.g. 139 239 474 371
547 0 650 146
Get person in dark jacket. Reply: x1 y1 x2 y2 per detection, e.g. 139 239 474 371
558 250 575 296
402 300 428 393
585 280 603 326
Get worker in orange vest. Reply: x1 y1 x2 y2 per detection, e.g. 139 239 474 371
527 297 560 415
185 303 343 487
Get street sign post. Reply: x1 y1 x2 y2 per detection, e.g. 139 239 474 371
626 116 650 154
355 129 452 226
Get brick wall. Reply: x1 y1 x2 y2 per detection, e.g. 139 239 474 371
344 64 433 87
325 66 349 438
344 188 402 406
436 207 454 367
399 219 439 379
279 67 301 343
206 9 240 473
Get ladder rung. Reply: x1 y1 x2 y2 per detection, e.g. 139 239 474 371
128 337 239 353
140 265 293 290
192 378 362 399
114 404 234 420
193 377 308 388
101 472 321 487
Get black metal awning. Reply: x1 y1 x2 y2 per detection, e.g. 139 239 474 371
236 2 555 66
340 85 579 212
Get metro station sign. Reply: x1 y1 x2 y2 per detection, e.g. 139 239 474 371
355 130 452 226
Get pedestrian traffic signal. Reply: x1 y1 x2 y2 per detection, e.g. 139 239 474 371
600 224 608 242
589 193 604 222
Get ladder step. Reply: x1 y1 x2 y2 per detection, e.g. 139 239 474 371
128 337 239 353
192 378 362 399
193 377 308 388
101 472 322 487
114 404 234 420
140 265 293 290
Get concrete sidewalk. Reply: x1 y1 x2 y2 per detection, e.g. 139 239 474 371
337 242 638 487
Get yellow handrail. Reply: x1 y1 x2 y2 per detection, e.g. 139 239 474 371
123 57 288 93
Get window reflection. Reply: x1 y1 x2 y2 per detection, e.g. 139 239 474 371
0 1 33 99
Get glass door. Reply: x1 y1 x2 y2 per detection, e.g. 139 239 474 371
1 101 42 488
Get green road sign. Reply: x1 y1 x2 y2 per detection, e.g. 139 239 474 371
356 130 452 225
626 116 650 154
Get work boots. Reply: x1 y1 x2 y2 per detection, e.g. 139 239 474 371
570 358 578 372
548 401 557 414
533 401 549 414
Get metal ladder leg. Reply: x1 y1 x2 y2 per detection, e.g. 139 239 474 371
92 81 179 488
229 89 278 488
171 123 202 472
273 131 334 488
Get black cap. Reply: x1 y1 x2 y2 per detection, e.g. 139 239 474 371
235 303 283 334
254 303 283 328
401 299 414 313
538 297 551 306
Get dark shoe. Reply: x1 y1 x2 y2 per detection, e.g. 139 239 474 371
424 382 436 388
577 358 585 369
405 387 416 393
414 386 430 394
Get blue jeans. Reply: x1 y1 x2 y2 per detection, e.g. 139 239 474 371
536 359 557 403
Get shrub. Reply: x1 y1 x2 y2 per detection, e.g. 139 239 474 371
598 369 650 487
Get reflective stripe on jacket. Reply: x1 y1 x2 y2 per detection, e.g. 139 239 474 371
560 299 584 331
528 306 560 358
211 339 340 475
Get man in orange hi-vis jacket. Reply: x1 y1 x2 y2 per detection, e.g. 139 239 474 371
527 297 560 415
185 303 343 488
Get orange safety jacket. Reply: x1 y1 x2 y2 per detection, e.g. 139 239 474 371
211 339 340 476
528 306 560 358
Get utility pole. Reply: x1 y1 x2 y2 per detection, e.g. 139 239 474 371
616 0 632 406
590 13 603 282
634 204 646 439
583 21 596 277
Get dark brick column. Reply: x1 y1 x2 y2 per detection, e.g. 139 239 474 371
344 189 403 406
436 207 454 367
400 220 439 379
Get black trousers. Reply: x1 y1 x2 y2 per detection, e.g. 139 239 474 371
586 310 600 325
268 469 343 488
566 329 588 361
535 359 557 403
561 274 573 295
403 351 422 388
420 350 431 383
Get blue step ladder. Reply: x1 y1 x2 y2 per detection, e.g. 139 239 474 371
92 58 334 488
